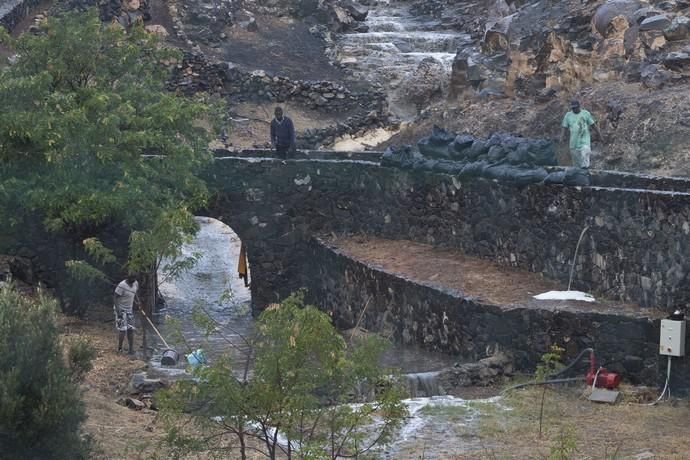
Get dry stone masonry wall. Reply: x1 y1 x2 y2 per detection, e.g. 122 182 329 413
303 238 670 388
202 154 690 389
204 154 690 313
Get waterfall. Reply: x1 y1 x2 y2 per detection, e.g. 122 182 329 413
404 371 445 398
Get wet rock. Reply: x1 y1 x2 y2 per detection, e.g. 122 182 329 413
639 14 672 31
128 373 167 394
664 16 690 41
438 352 514 388
662 51 690 70
399 57 446 109
342 0 368 22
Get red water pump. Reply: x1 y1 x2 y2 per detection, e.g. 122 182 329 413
585 350 621 389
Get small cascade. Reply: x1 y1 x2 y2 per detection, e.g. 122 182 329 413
404 371 445 398
336 0 472 117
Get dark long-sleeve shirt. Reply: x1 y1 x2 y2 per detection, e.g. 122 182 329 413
270 116 296 148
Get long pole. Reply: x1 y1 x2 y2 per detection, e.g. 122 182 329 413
139 307 172 350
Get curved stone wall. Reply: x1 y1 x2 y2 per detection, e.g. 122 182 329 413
302 238 675 388
204 154 690 313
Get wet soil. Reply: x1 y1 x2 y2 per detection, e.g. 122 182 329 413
328 236 663 318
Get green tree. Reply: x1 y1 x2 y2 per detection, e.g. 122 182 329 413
0 284 93 459
0 12 219 311
159 293 407 459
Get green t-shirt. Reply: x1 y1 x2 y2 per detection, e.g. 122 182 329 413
561 110 595 150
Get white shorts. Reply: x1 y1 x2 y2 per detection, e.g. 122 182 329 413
115 308 135 332
570 145 591 168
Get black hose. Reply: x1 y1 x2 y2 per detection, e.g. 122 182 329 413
501 377 585 395
549 347 594 378
500 347 594 395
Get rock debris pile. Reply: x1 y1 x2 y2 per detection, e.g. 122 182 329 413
382 126 591 186
418 0 690 97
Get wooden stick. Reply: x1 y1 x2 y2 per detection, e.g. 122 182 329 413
139 305 172 350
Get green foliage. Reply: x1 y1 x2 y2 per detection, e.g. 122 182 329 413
535 345 565 381
158 293 407 459
548 425 578 460
67 337 96 381
0 11 220 296
0 285 91 459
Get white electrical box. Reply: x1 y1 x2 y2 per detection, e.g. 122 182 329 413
659 319 686 357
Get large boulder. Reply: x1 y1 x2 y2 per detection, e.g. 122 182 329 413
399 57 447 108
639 14 672 31
593 0 641 36
341 0 368 21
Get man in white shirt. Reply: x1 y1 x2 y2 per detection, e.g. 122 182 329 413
114 275 138 354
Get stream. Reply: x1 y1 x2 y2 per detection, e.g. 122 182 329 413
335 0 471 119
149 217 502 458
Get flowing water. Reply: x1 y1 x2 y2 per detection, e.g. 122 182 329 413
151 217 253 377
336 0 471 118
149 218 500 457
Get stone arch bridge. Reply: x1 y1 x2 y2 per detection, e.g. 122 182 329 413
202 148 690 388
205 149 690 313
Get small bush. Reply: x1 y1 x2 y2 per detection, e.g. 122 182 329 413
0 285 91 459
68 338 96 381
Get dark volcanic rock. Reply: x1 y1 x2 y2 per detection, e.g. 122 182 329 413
342 0 368 21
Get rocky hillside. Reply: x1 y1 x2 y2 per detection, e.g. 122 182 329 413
388 0 690 175
5 0 690 174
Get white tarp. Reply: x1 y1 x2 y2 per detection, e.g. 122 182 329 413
533 290 596 302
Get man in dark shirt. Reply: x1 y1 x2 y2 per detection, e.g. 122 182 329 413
270 107 296 159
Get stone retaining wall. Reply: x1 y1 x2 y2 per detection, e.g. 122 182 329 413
205 157 690 312
5 153 690 386
302 238 687 389
168 51 387 147
169 50 384 112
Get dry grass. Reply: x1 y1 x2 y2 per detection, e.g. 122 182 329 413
455 385 690 459
59 314 165 460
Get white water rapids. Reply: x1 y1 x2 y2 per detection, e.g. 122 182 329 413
335 0 471 120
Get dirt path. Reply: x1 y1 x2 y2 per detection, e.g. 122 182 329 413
60 314 164 460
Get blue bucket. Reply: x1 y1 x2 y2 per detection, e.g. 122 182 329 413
186 349 207 367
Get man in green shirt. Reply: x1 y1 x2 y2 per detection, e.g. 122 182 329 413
559 100 604 169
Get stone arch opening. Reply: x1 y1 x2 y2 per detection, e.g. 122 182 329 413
150 216 253 373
